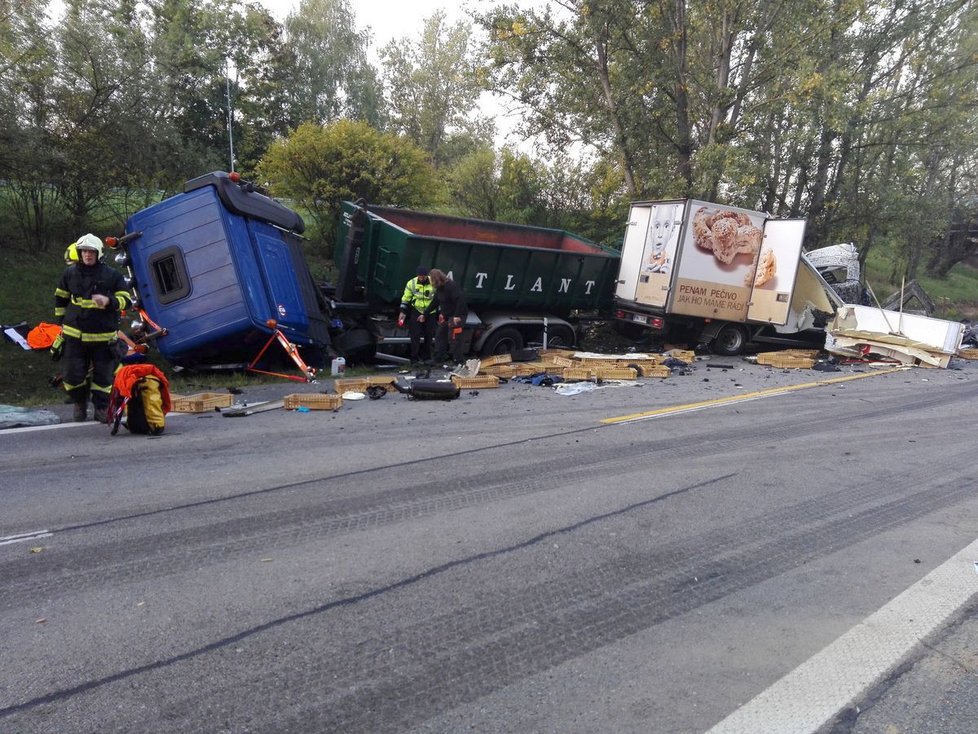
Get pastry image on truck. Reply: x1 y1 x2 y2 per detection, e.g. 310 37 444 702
614 199 843 355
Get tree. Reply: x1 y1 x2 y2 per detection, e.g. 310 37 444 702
380 11 492 165
256 120 437 258
283 0 381 127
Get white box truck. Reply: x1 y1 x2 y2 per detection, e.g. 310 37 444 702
613 199 843 355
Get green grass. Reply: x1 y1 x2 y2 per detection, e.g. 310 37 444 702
0 254 366 407
862 249 978 320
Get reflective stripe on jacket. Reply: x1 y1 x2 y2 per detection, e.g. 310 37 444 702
400 277 435 313
55 262 131 342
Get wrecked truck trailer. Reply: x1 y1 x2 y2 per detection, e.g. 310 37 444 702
613 199 843 355
116 172 331 377
329 201 622 360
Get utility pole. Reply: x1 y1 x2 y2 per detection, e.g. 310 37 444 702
226 58 235 172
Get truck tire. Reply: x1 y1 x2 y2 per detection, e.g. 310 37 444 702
545 324 576 349
711 323 747 356
481 327 524 356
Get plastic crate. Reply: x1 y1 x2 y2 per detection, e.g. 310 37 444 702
284 393 343 410
170 392 234 413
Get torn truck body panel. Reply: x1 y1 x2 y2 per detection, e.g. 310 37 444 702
122 172 330 368
769 254 844 335
825 304 965 367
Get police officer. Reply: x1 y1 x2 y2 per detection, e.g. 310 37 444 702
53 234 132 422
398 265 436 365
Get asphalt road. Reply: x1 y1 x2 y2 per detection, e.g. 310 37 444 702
1 356 977 733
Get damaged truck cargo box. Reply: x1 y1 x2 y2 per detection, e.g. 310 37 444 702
825 304 965 367
119 172 331 369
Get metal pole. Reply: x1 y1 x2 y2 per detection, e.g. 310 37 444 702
226 60 235 172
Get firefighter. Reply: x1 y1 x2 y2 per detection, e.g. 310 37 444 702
398 265 436 365
53 233 132 422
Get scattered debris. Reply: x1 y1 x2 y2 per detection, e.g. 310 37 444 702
825 305 965 368
221 400 282 417
392 378 460 400
0 405 61 430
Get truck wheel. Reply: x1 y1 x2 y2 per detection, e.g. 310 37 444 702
711 323 747 356
545 325 576 349
481 327 524 356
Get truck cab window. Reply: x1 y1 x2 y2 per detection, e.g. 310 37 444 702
150 246 191 304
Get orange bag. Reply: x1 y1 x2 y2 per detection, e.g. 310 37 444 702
27 322 62 349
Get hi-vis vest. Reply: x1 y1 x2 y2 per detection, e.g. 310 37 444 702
400 277 435 312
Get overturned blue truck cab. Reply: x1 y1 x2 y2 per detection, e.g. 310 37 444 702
118 172 331 378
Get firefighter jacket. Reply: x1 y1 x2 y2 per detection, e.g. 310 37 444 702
54 262 131 342
400 276 435 314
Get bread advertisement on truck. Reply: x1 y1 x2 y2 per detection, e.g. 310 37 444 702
669 202 765 322
665 201 806 326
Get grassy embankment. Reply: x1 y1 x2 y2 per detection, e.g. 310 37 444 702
0 254 329 407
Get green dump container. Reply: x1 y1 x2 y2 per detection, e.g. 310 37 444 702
336 202 620 316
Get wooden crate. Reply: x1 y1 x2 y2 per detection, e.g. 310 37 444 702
957 348 978 360
562 367 595 381
332 377 369 393
614 359 661 375
364 375 398 392
510 362 548 376
541 355 575 368
661 349 696 363
284 393 343 410
480 364 519 377
451 374 501 389
592 366 638 379
641 365 671 378
756 350 817 368
170 392 234 413
479 354 513 367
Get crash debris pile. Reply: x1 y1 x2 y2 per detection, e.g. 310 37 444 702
824 305 965 368
473 348 693 383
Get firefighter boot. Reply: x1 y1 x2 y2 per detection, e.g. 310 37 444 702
73 401 88 422
92 398 109 424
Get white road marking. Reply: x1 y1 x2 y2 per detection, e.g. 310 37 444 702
707 536 978 733
0 530 53 547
